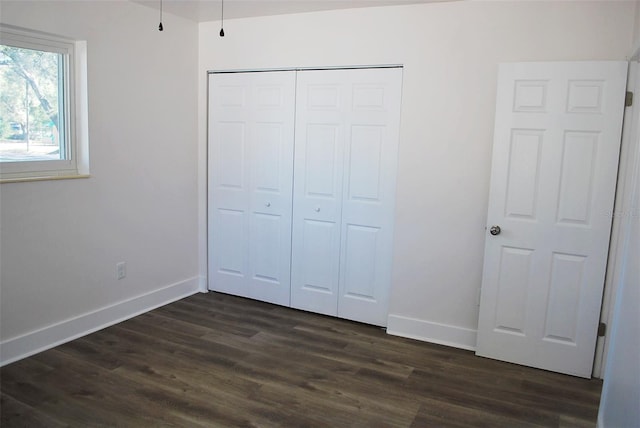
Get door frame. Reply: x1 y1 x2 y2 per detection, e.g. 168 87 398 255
595 56 640 379
206 65 403 75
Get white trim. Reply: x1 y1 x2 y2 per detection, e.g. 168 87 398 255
0 277 200 367
386 314 477 351
74 39 90 176
595 60 639 379
207 64 404 74
198 275 208 293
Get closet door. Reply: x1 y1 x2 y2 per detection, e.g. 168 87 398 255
290 71 347 317
291 68 403 326
208 71 296 306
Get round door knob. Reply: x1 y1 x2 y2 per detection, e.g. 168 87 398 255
265 202 271 207
314 207 321 212
489 225 501 236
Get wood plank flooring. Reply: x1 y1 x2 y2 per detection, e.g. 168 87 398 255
1 292 602 427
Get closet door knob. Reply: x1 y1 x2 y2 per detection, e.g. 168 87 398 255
314 207 321 212
265 202 271 207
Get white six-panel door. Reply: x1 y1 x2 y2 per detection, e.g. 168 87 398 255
208 71 296 306
291 68 403 326
476 62 627 377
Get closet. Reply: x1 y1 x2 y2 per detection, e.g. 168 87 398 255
208 67 402 326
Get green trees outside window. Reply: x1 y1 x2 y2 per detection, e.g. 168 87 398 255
0 45 64 162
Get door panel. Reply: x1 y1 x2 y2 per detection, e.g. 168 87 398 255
252 123 284 192
291 78 346 316
217 122 246 189
347 126 384 201
494 246 533 335
215 209 246 277
295 218 341 315
249 212 281 282
544 252 585 343
208 71 296 306
304 124 342 198
556 131 598 224
477 61 627 377
291 68 402 326
504 130 542 219
338 70 403 326
342 224 379 299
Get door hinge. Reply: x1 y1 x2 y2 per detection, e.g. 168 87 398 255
626 91 633 107
598 322 607 337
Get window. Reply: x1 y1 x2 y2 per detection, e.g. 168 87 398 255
0 25 88 182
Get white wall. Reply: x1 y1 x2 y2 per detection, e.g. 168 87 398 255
0 1 200 364
198 0 635 348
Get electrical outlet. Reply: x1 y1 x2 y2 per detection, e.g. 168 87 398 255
116 262 126 280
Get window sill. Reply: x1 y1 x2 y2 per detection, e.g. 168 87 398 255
0 174 91 184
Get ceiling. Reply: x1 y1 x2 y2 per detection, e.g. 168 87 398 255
130 0 451 23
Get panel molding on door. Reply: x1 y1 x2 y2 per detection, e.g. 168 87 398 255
208 71 296 306
291 68 403 326
476 61 627 378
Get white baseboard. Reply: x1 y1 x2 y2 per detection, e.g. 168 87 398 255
386 314 478 351
0 277 200 367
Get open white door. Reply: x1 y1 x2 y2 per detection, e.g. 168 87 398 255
476 62 627 378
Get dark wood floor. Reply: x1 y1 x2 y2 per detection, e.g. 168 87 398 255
1 292 602 427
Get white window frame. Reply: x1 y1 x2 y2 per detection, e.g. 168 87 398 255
0 24 89 182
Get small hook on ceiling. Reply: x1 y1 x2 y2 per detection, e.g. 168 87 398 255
158 0 164 31
220 0 225 37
